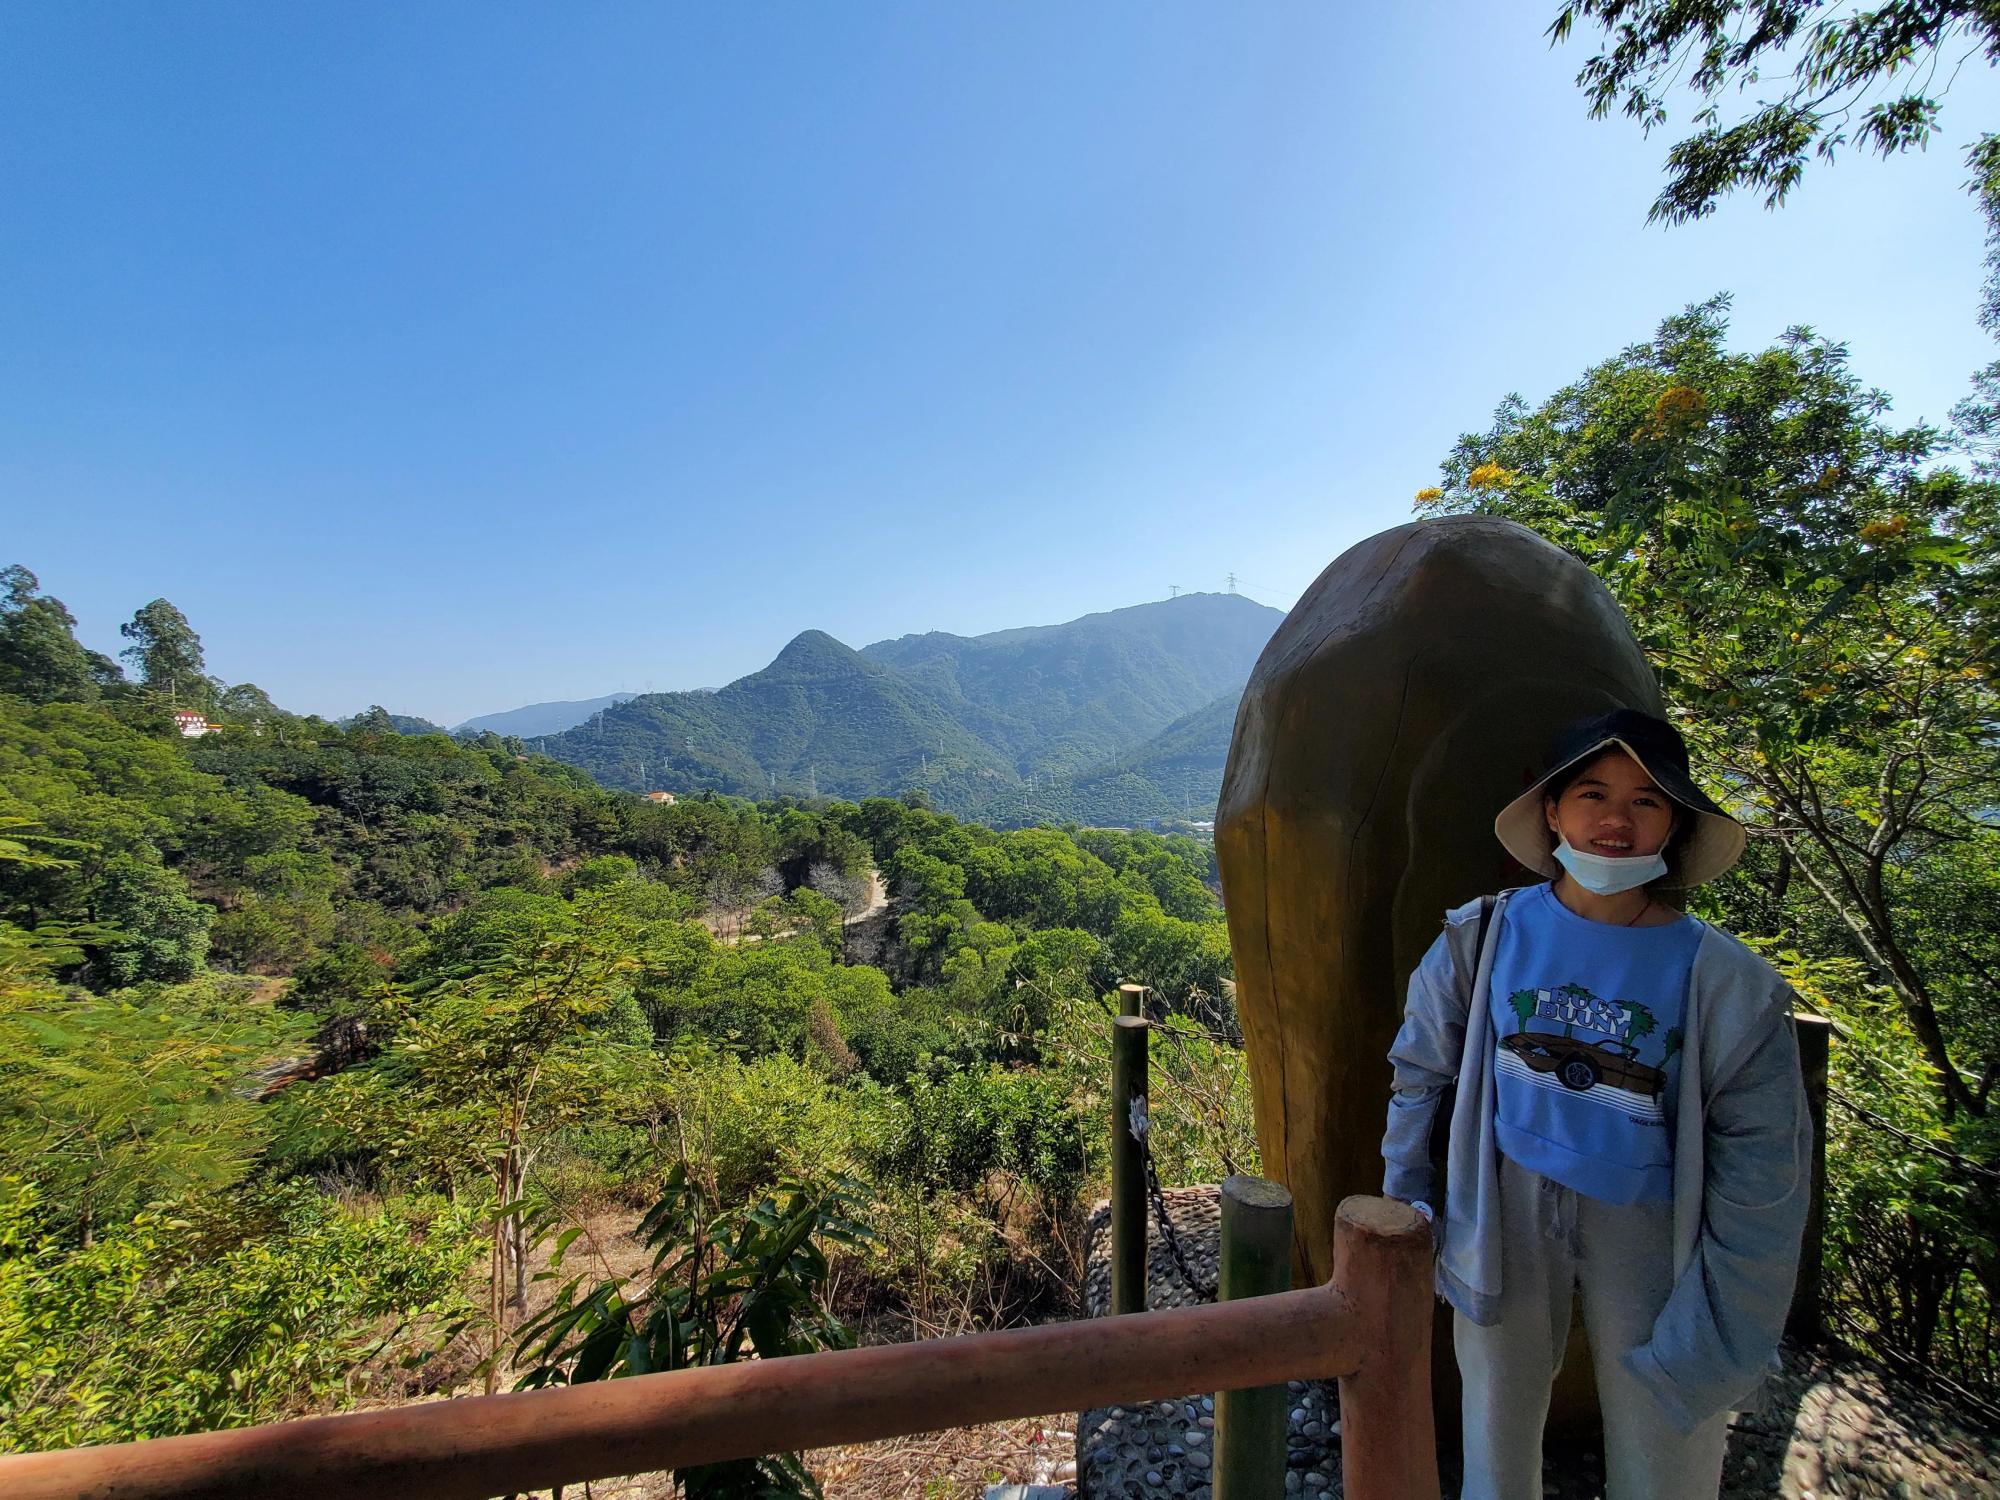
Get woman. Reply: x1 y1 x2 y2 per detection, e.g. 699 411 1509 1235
1380 707 1811 1500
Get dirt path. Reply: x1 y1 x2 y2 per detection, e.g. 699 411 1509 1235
845 868 888 925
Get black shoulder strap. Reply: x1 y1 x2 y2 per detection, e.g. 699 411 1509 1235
1429 894 1498 1164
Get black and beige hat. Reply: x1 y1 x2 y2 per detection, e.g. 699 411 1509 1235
1493 708 1747 888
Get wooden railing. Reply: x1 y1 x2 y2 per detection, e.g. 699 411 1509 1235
0 1196 1435 1500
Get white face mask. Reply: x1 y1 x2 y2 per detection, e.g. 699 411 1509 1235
1553 838 1666 895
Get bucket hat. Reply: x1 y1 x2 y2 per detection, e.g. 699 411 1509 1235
1493 708 1746 888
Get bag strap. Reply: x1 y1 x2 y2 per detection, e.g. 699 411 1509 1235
1428 893 1498 1163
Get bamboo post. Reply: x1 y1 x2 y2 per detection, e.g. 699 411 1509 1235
1788 1012 1832 1345
1118 982 1148 1017
1213 1176 1293 1500
1334 1196 1439 1500
1110 1014 1149 1315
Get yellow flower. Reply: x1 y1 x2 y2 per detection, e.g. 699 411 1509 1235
1414 486 1443 505
1859 514 1909 544
1467 462 1516 490
1643 385 1706 438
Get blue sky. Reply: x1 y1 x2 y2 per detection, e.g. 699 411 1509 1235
5 4 1997 727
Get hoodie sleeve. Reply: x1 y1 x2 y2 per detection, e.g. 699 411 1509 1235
1381 925 1470 1205
1624 994 1812 1432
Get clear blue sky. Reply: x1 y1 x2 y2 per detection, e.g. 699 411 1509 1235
5 4 1996 727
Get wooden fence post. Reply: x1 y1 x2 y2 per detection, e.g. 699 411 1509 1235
1333 1196 1438 1500
1110 1015 1150 1315
1213 1176 1293 1500
1789 1012 1832 1345
1118 982 1148 1018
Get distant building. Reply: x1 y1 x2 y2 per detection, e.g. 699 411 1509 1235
642 791 676 804
173 711 217 738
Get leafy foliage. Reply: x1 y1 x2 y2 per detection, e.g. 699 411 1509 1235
514 1163 866 1499
0 1183 479 1453
1549 2 2000 227
0 571 1256 1466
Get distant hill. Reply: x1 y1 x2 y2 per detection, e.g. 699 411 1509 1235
341 707 447 737
542 631 1014 799
860 593 1274 776
452 692 637 739
540 594 1283 825
965 689 1242 828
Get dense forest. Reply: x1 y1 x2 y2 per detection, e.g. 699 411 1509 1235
0 603 1246 1486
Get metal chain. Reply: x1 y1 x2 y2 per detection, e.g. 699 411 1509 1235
1128 1094 1217 1302
1825 1086 2000 1184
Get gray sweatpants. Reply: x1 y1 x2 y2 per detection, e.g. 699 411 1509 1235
1454 1153 1730 1500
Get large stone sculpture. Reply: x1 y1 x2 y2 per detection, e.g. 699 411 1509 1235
1215 516 1661 1416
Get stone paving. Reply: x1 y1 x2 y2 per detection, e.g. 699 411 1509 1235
1066 1186 2000 1500
1075 1187 1338 1498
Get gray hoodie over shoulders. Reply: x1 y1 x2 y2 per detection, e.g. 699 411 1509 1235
1380 888 1812 1433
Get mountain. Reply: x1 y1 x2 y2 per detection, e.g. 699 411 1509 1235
860 593 1276 776
963 689 1243 828
452 692 637 739
539 594 1283 824
542 631 1014 799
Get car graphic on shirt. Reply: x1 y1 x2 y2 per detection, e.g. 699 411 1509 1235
1499 1032 1667 1098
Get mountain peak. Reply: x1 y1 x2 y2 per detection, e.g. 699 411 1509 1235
765 629 868 678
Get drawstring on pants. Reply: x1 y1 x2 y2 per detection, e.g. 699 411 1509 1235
1536 1173 1583 1260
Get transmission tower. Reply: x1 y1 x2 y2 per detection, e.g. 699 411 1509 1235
1168 584 1180 599
1226 573 1237 594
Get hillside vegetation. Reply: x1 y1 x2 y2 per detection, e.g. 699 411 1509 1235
0 610 1246 1477
539 594 1278 825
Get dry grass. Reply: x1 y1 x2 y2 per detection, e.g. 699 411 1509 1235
399 1195 1084 1499
463 1419 1068 1500
810 1416 1070 1498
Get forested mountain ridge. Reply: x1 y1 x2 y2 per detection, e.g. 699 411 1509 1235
451 692 636 738
541 593 1281 823
538 629 1016 802
858 593 1275 773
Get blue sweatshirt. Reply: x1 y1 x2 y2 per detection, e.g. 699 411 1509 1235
1488 882 1700 1204
1381 889 1812 1433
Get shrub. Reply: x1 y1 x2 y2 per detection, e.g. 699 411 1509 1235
0 1181 480 1452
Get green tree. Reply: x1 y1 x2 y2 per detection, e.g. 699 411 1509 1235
1621 1001 1659 1045
1547 4 2000 474
0 1182 480 1452
291 891 658 1388
214 682 284 729
1508 987 1539 1031
118 599 209 708
1 953 299 1247
94 856 212 986
0 567 104 704
1549 3 1999 233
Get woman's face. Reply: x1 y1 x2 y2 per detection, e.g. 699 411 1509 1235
1543 748 1677 860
